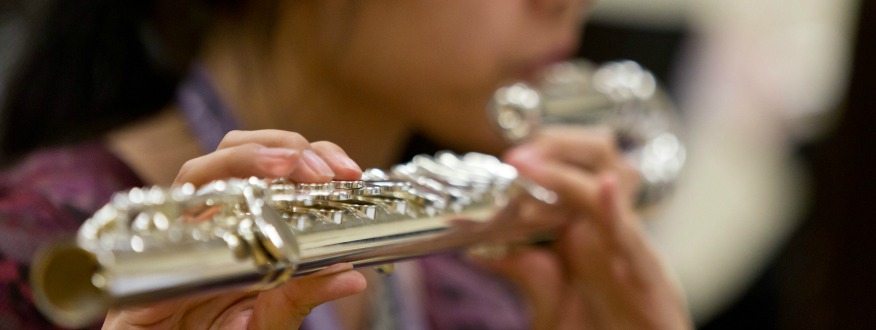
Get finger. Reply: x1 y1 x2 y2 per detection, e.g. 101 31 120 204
105 291 255 329
558 176 648 290
309 141 362 181
287 149 336 183
248 263 367 330
592 173 639 238
216 130 337 183
523 125 619 171
506 129 641 203
557 186 691 329
592 175 663 278
175 144 301 186
505 148 605 222
218 130 312 151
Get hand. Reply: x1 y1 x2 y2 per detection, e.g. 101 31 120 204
473 126 692 330
174 129 363 185
103 130 367 329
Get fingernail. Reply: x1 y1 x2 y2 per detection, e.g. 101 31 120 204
506 146 542 170
302 149 335 177
257 148 298 177
317 263 354 276
506 145 537 163
332 153 360 171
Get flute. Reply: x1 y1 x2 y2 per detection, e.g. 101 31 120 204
30 60 686 328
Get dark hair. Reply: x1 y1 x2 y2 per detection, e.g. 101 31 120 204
0 0 221 165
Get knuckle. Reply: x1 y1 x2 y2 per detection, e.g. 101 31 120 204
237 142 264 153
595 130 617 150
279 285 317 319
292 305 315 321
179 156 203 173
275 131 308 147
174 159 199 184
218 130 246 149
596 142 614 159
310 140 342 152
222 129 245 141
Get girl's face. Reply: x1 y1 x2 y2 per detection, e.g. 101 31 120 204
285 0 590 153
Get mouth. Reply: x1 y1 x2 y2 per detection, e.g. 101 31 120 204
516 42 579 84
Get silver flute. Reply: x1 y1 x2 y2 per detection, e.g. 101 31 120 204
30 60 686 328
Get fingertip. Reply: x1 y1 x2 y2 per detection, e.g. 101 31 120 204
502 144 541 167
310 263 355 277
330 153 361 173
302 263 367 298
600 172 618 196
301 150 336 178
318 270 368 299
503 146 548 184
331 165 363 182
343 270 368 294
310 143 362 181
288 150 335 183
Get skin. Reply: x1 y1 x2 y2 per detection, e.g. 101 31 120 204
199 0 587 168
490 127 691 329
105 0 692 328
105 131 369 330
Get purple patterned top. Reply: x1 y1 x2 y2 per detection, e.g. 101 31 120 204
0 142 144 329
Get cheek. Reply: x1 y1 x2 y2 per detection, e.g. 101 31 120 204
325 1 537 152
347 33 507 102
333 43 501 134
336 1 527 104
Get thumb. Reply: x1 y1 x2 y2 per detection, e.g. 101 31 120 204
248 263 367 330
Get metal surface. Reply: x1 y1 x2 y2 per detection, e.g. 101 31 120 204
31 152 558 328
488 59 686 205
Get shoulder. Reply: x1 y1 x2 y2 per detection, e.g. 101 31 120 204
3 141 143 212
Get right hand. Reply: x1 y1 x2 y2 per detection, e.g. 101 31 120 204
472 127 692 330
104 129 367 329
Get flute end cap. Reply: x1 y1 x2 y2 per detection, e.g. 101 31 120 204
30 242 107 328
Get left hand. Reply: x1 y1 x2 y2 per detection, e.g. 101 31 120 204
103 130 368 329
471 126 692 330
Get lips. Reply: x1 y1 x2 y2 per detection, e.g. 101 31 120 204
517 41 579 84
